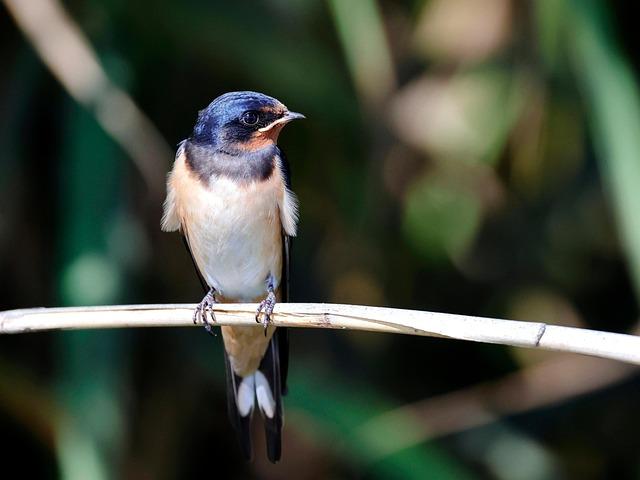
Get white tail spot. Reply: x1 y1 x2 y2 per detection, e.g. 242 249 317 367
255 371 275 418
237 375 255 417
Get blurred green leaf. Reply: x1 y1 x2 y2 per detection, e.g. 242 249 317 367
534 0 566 70
403 175 482 263
290 367 475 480
327 0 395 107
567 0 640 299
55 100 128 480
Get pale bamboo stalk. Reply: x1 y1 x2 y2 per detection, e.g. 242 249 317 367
1 303 639 365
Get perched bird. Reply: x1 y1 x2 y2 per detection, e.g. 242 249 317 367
161 91 303 462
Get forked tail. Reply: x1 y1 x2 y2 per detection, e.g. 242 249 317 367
224 328 288 463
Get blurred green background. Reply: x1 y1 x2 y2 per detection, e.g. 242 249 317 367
1 0 640 478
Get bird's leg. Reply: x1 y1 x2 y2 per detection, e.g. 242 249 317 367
255 277 277 331
193 287 217 336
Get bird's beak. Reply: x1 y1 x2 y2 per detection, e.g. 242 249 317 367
283 111 306 121
258 111 306 132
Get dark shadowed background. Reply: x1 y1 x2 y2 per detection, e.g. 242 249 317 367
1 0 640 478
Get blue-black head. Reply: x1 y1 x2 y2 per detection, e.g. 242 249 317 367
189 91 304 153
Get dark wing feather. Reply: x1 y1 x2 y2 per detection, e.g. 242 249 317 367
257 331 283 463
178 141 208 293
181 233 208 292
277 237 290 395
277 147 292 395
224 351 253 460
255 147 294 463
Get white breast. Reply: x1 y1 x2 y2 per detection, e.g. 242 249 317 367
193 176 283 299
163 152 290 301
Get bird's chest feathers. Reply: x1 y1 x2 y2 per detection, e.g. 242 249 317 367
202 176 282 248
205 174 277 219
180 173 283 299
163 145 298 299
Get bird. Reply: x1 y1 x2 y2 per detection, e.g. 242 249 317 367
161 91 303 462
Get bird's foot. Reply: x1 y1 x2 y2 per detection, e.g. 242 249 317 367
255 290 277 332
193 288 217 336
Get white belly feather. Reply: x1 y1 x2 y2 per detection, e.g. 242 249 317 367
162 151 296 301
189 176 283 300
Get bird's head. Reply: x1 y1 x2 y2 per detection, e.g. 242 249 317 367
190 91 304 153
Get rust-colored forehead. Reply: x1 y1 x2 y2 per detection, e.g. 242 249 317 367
257 104 286 115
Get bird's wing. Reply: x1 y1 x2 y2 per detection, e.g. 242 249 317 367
181 229 208 292
277 148 292 394
224 350 254 460
161 141 186 233
253 148 293 463
163 142 208 291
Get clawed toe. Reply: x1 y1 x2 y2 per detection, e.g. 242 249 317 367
255 291 277 331
194 288 217 336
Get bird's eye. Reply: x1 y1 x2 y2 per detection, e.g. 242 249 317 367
240 111 260 126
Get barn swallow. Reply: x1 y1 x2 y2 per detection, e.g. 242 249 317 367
161 91 303 462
